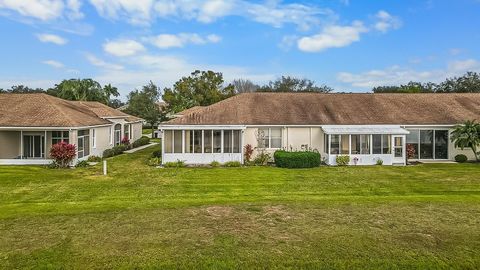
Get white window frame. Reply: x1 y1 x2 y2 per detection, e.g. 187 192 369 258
258 127 282 149
92 129 96 149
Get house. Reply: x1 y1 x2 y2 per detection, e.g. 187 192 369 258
0 93 143 165
158 92 480 166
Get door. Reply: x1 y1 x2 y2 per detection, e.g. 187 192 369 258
392 135 405 164
23 135 44 158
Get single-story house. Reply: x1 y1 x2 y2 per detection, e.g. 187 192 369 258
0 93 143 165
159 92 480 166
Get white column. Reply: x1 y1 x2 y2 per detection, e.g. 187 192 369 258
201 130 204 154
327 134 331 155
20 131 23 159
161 130 165 165
221 130 224 154
44 130 47 159
349 135 352 155
182 130 185 154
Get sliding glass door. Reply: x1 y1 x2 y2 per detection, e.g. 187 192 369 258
406 129 449 160
23 135 44 158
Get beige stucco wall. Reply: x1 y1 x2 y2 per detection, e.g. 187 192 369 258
131 122 143 141
0 131 20 159
89 126 112 157
244 127 325 158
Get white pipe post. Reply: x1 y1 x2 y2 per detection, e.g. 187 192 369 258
103 160 107 175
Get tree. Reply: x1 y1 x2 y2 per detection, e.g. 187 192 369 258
108 99 125 109
373 81 435 93
126 81 167 137
436 72 480 93
54 79 119 104
450 120 480 161
232 79 259 93
1 85 45 93
162 70 235 113
258 76 333 92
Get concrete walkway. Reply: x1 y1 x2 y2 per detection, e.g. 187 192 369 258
124 142 158 153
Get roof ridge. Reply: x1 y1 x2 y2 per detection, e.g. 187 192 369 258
44 94 85 126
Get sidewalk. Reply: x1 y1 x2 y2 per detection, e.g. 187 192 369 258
124 142 158 153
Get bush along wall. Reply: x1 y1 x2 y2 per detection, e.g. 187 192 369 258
274 150 321 168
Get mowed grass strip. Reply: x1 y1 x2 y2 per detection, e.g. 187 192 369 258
0 145 479 269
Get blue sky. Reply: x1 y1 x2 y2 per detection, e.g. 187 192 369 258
0 0 479 99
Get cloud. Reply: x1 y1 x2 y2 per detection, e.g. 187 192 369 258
374 10 402 33
36 33 68 45
0 0 83 21
85 53 124 70
90 0 333 30
103 39 145 57
297 21 368 52
42 60 64 68
145 33 221 49
337 59 480 89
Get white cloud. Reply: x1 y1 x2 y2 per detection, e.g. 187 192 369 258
0 0 83 21
449 48 462 56
85 53 124 70
337 59 480 89
146 33 221 49
88 51 273 95
91 0 332 30
374 10 401 33
103 39 145 57
36 33 68 45
42 60 64 68
297 21 368 52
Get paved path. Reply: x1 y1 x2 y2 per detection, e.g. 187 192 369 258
124 142 158 153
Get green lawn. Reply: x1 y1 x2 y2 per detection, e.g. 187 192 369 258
0 145 479 269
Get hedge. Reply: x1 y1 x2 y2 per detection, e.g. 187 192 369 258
273 150 321 168
455 154 468 163
132 136 150 148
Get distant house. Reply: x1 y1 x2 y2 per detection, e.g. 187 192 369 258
159 92 480 166
0 93 143 165
119 101 167 126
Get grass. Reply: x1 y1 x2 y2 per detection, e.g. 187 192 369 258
0 145 479 269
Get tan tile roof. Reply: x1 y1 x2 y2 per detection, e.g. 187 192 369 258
72 101 142 122
175 106 204 116
163 92 480 126
0 93 140 127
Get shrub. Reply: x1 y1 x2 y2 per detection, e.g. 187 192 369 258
49 142 76 168
224 161 241 167
112 144 128 155
274 150 321 168
87 155 101 162
151 150 162 158
455 154 468 163
132 136 150 148
376 158 384 165
164 160 186 168
121 136 130 145
210 161 220 167
103 148 115 158
253 151 271 166
336 155 350 166
244 144 253 163
147 157 161 167
75 160 89 168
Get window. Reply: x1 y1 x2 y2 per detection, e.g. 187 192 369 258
124 124 130 140
164 130 173 153
185 130 193 153
330 135 340 154
373 135 391 154
224 130 233 153
257 128 282 149
52 131 69 145
204 130 213 153
92 129 96 148
340 134 349 154
394 137 403 158
109 126 112 145
114 124 122 146
213 130 222 153
420 130 433 159
233 130 241 153
351 135 360 154
434 130 448 159
324 134 329 153
406 129 419 159
193 130 202 153
77 129 90 158
173 130 182 153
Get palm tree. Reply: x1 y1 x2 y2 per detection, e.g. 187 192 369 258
451 120 480 161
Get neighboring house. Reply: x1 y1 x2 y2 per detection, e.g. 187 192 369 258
0 93 143 165
159 92 480 166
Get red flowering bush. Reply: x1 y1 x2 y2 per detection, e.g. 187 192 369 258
406 144 416 160
50 142 76 168
121 136 130 145
244 144 253 164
